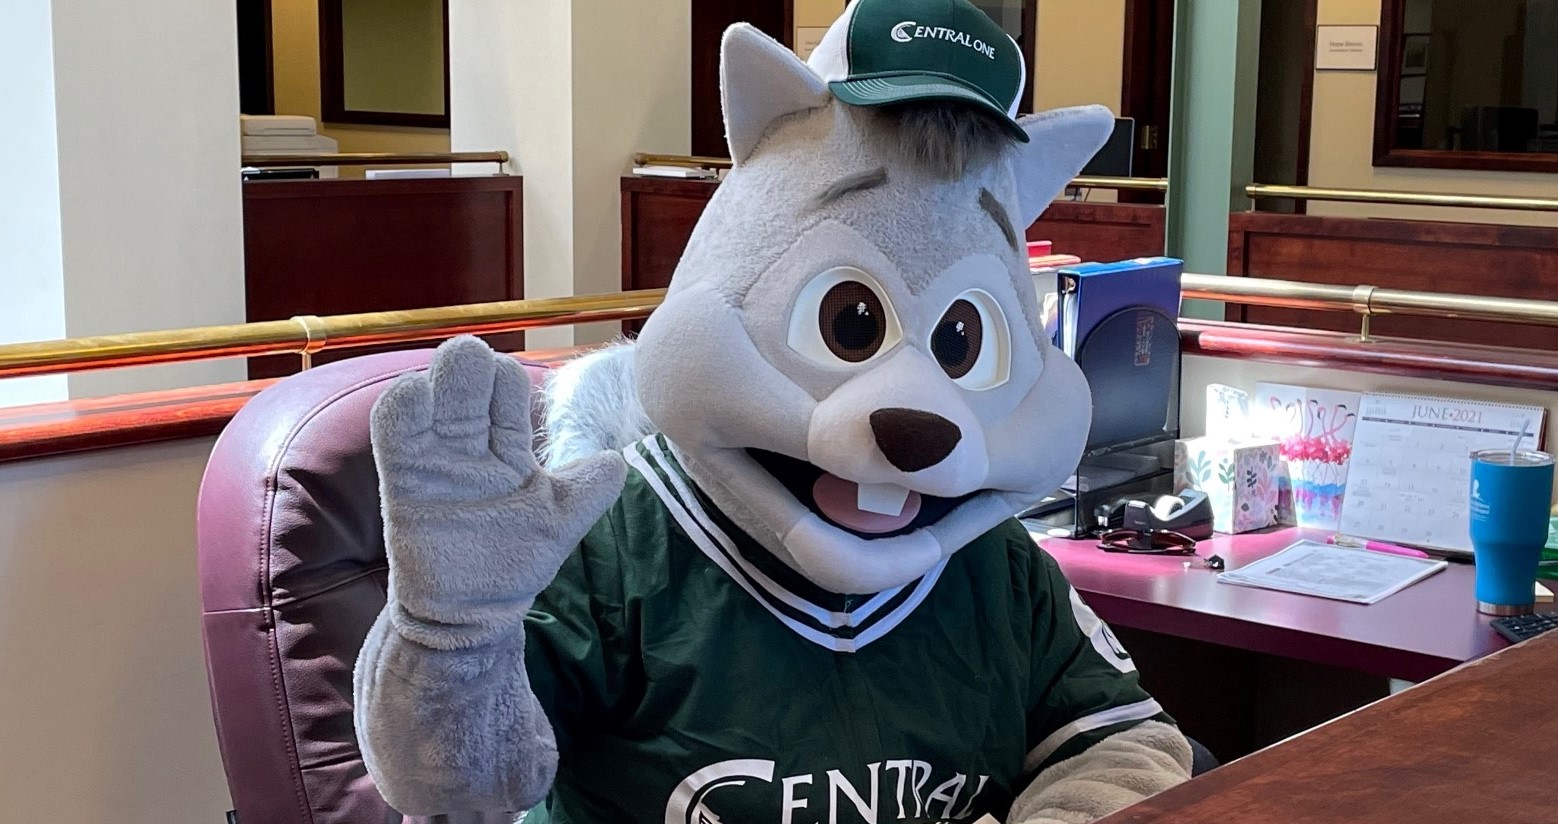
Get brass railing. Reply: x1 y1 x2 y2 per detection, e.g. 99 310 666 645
1064 176 1168 193
5 273 1558 380
631 153 1170 193
1246 183 1558 213
241 151 510 168
0 292 664 380
1179 274 1558 341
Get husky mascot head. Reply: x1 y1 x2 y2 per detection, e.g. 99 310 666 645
557 8 1112 596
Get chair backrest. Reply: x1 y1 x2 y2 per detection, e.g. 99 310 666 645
196 349 551 824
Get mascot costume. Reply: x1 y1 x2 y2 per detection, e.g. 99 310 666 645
355 0 1193 821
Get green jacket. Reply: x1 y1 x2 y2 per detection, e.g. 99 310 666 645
523 436 1172 823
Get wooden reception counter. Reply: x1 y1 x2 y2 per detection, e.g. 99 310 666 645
1100 629 1558 824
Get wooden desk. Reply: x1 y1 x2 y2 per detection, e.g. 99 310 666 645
1038 527 1507 682
1101 631 1558 824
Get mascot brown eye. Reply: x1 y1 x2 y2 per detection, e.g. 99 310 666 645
932 299 984 379
818 281 887 362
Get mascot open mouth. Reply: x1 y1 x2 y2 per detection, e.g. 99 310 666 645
747 449 979 539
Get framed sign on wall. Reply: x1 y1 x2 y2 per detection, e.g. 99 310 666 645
1315 24 1379 72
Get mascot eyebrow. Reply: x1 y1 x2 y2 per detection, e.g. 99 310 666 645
977 187 1019 250
811 167 1018 250
811 167 889 208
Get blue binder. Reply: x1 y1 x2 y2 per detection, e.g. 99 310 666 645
1053 258 1184 450
1054 257 1183 356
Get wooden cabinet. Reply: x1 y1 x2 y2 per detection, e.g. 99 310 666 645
242 175 524 377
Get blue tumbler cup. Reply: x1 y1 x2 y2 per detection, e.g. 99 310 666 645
1470 449 1555 615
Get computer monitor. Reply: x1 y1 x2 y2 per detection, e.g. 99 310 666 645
1081 117 1136 177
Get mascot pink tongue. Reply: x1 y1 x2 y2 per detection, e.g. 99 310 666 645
812 473 922 533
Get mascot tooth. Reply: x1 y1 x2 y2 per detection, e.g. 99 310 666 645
355 0 1193 821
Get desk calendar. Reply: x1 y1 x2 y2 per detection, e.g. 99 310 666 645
1338 393 1546 554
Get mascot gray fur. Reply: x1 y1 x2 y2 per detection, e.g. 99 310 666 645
355 13 1191 824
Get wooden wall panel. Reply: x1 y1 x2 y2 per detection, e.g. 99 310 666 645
1227 212 1558 351
1028 200 1167 262
243 176 524 378
620 177 717 334
620 178 715 291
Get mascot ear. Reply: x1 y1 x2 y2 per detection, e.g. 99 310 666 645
1012 105 1116 227
721 23 831 165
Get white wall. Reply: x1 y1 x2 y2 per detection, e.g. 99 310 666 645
1033 0 1126 204
47 0 249 397
570 0 692 342
1033 0 1126 114
450 0 574 346
0 0 69 408
450 0 690 348
794 0 846 38
0 439 231 824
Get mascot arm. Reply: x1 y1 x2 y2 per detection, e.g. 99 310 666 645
1007 721 1191 824
353 337 627 816
1008 537 1192 823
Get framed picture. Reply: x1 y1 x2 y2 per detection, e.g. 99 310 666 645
320 0 450 128
1401 34 1430 75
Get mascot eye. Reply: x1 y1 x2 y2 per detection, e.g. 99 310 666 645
820 282 887 362
930 290 1011 390
932 300 983 378
788 267 902 366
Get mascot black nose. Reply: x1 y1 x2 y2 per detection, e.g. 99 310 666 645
869 408 962 473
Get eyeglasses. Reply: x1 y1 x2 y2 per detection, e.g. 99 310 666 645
1096 528 1198 556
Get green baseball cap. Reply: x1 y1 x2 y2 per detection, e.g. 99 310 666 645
808 0 1030 141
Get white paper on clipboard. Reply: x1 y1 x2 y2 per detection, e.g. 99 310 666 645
1217 540 1447 604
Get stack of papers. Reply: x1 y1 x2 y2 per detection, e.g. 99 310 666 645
1217 540 1447 604
632 165 718 179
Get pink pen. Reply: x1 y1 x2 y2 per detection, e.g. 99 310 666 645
1326 534 1432 559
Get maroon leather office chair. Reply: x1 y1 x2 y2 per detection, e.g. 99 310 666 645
196 348 1220 824
197 349 550 824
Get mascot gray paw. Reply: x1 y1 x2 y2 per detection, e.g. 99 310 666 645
355 335 625 816
372 335 626 646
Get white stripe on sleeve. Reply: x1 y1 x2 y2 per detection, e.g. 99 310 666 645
1022 698 1166 774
